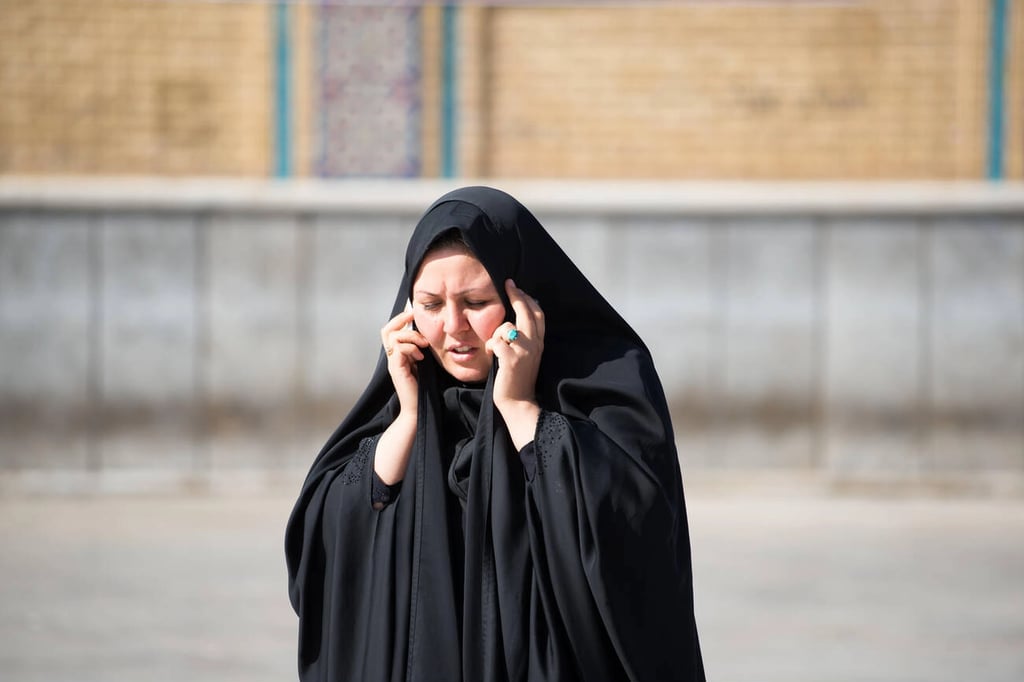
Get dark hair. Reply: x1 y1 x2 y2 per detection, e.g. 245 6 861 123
424 228 472 257
410 229 478 298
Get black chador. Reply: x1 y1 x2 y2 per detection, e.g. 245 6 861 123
285 187 705 681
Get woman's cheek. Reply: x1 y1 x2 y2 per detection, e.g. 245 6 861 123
413 312 439 345
471 305 503 338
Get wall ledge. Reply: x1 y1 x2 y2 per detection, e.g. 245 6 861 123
2 178 1024 216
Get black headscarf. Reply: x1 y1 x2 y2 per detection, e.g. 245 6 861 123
285 186 705 681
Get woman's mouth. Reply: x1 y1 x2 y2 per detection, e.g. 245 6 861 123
447 345 476 361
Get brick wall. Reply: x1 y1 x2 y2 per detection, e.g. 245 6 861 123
459 0 1001 179
0 0 271 175
0 1 1018 180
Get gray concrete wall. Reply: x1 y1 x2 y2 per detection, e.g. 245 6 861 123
1 180 1022 493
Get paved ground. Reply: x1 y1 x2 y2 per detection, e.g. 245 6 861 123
1 486 1022 682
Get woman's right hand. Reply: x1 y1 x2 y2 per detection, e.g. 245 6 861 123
380 308 428 416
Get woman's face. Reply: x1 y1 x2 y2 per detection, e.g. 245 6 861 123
412 246 506 383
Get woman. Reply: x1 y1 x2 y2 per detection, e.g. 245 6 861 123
286 186 705 681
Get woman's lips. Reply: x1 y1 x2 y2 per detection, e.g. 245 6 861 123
447 345 477 362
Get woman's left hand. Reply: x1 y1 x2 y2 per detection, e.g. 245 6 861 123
487 279 544 448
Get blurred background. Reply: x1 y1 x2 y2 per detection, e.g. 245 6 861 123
1 1 1022 681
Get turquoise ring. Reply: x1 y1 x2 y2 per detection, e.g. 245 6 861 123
505 328 520 344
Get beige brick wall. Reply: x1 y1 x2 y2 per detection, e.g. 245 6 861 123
0 1 1017 180
0 0 271 176
460 0 1014 180
419 4 444 178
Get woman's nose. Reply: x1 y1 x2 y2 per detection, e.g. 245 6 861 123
442 305 467 334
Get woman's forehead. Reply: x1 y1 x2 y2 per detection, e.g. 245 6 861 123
413 249 495 292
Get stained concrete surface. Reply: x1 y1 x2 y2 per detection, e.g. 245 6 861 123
5 200 1024 480
1 487 1022 682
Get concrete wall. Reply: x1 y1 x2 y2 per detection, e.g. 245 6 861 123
1 180 1022 493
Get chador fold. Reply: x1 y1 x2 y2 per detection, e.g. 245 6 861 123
285 186 705 681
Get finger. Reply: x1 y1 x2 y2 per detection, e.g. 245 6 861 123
523 295 545 341
382 311 420 350
492 321 523 347
382 309 415 338
508 279 541 318
511 282 544 342
388 329 427 359
505 279 538 339
391 340 425 362
486 333 513 362
387 328 429 348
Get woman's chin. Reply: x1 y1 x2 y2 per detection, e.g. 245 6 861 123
442 360 489 384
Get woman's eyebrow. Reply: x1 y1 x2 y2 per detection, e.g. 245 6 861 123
414 286 493 297
457 286 494 296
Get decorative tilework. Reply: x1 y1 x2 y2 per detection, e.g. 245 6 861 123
317 6 422 177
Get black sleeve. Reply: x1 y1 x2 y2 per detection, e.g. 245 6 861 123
517 440 538 480
370 471 403 510
285 429 416 681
